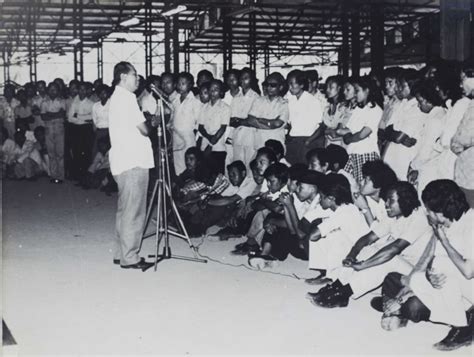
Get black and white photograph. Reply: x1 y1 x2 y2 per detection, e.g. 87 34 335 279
0 0 473 355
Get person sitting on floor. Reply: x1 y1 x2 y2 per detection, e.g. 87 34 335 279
248 169 324 269
265 139 290 166
303 173 371 290
372 179 473 351
307 181 432 309
33 126 50 176
79 137 112 190
9 130 42 180
215 158 265 240
173 146 204 191
188 160 257 237
1 127 16 178
306 147 330 173
231 161 289 255
325 144 359 198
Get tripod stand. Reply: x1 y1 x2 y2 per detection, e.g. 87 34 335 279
141 94 207 272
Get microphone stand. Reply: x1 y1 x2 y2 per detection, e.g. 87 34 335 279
140 86 207 272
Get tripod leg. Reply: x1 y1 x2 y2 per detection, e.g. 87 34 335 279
153 183 163 271
165 183 200 259
143 178 159 237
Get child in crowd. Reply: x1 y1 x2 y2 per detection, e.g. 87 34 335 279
325 144 359 197
265 139 290 166
79 137 111 190
383 69 425 180
407 79 447 195
308 181 431 309
305 173 370 287
171 72 201 175
222 69 241 166
40 82 66 183
378 67 402 145
355 160 398 229
336 76 383 184
215 158 265 240
92 84 110 157
306 148 330 173
31 80 47 129
249 169 324 269
231 67 261 170
286 69 323 164
189 160 257 236
1 127 17 177
306 75 348 149
67 81 95 180
231 162 289 255
197 79 230 174
374 180 473 351
173 146 204 190
14 89 33 131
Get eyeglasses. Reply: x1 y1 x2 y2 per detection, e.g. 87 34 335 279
263 82 279 88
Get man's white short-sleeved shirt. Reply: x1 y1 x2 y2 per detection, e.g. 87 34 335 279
288 91 323 137
198 99 231 152
108 86 154 176
221 176 257 200
92 100 110 129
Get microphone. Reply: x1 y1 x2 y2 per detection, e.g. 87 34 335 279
149 84 174 109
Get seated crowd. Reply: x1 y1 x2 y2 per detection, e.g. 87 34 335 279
1 59 473 351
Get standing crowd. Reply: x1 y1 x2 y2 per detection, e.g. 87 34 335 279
1 58 473 351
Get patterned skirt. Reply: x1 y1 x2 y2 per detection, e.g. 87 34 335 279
344 152 379 184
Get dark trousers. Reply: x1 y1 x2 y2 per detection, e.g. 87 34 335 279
69 123 94 179
187 203 237 235
286 136 309 165
382 272 431 323
262 227 308 261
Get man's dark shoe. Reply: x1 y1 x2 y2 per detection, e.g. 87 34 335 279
434 326 473 351
231 242 259 255
120 258 153 270
113 259 120 265
315 288 350 308
370 296 384 313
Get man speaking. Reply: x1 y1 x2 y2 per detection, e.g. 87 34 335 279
108 61 154 269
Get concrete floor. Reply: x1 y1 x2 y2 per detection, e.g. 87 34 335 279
2 177 472 356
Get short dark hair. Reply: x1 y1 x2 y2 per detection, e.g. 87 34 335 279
227 160 246 174
178 72 195 88
385 181 420 217
421 179 469 221
384 67 403 80
325 144 349 170
197 69 214 81
263 162 289 183
210 79 225 98
112 61 134 87
319 173 353 205
265 139 285 157
306 148 329 167
288 163 308 180
256 147 277 163
362 160 398 197
412 79 444 107
305 69 320 82
185 146 203 162
287 69 308 89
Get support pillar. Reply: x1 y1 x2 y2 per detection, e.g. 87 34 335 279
184 29 190 73
73 0 84 81
97 38 103 79
248 12 257 71
144 1 153 77
264 46 270 78
370 2 384 77
3 47 10 83
223 16 233 73
350 9 360 76
172 14 180 74
164 17 171 72
340 1 349 77
440 0 471 61
28 0 37 82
